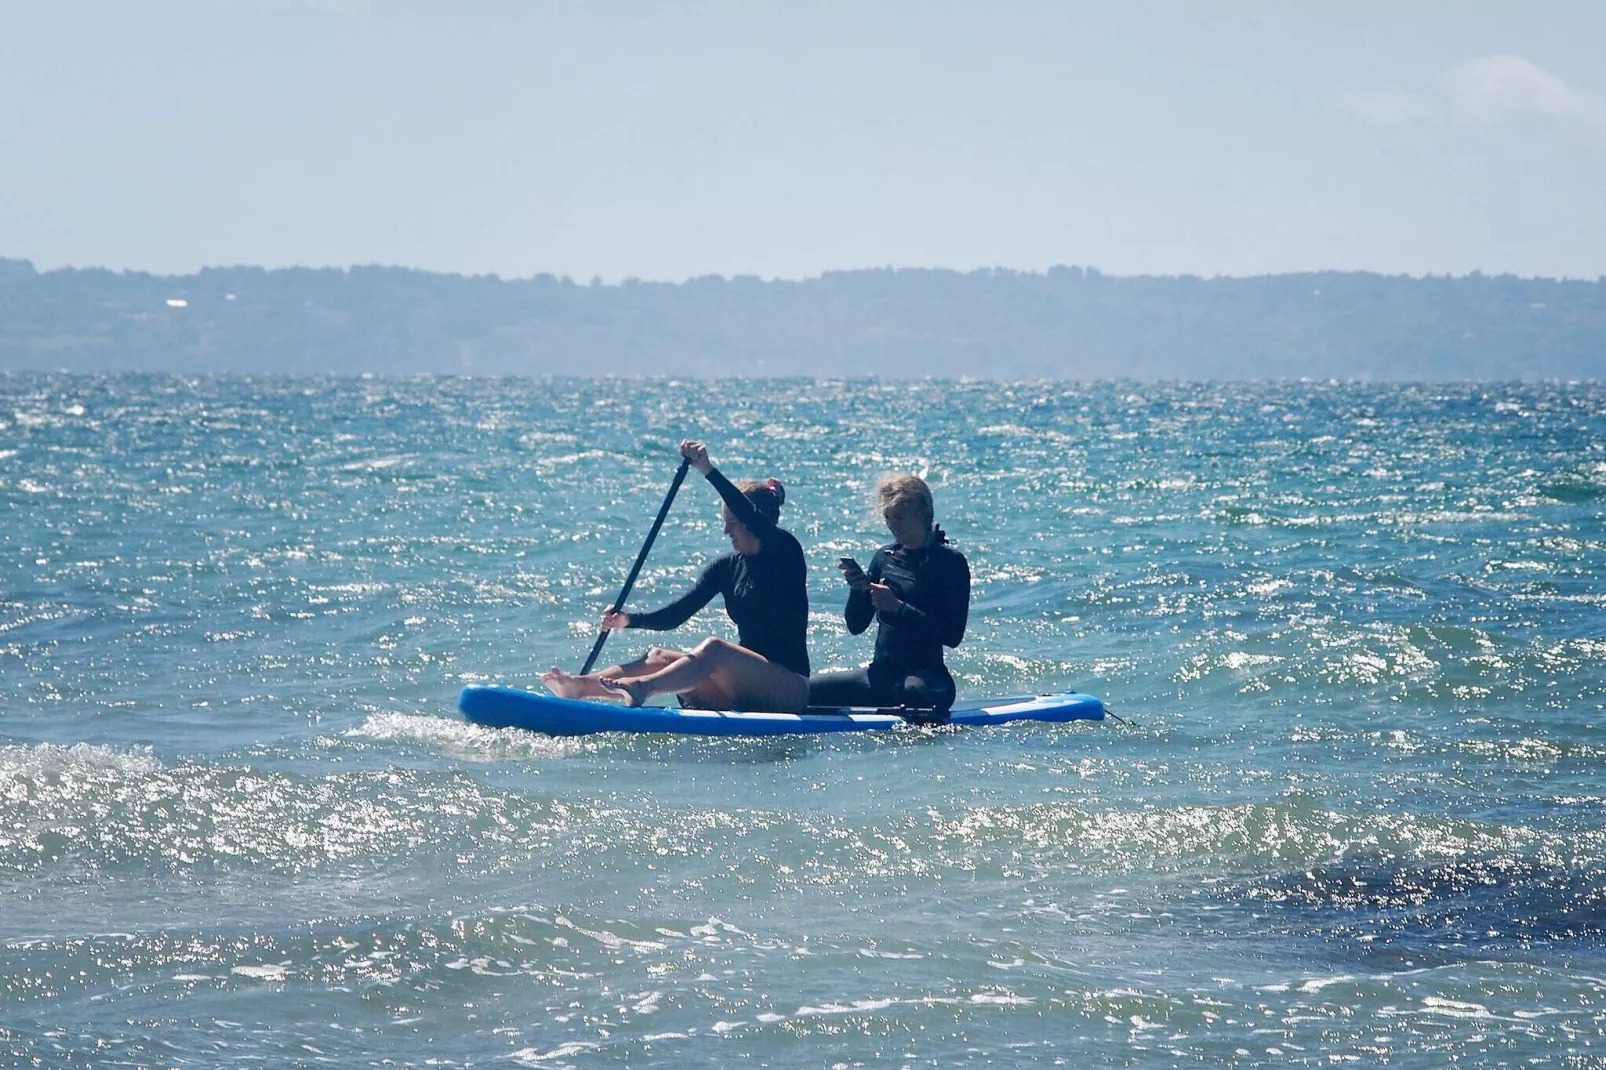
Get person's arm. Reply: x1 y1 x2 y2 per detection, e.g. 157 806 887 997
703 465 774 533
843 551 880 635
844 585 873 635
625 559 726 631
885 552 970 648
679 439 776 535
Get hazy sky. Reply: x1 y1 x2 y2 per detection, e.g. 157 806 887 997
4 1 1603 281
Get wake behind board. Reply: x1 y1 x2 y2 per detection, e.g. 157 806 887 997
459 685 1104 738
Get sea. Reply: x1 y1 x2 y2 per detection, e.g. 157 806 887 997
3 373 1604 1068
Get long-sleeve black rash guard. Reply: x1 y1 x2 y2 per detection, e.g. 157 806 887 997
843 534 970 674
625 466 811 677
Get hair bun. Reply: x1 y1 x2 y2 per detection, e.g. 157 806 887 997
766 478 785 505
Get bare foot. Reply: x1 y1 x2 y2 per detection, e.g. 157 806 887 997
542 668 585 699
598 677 646 708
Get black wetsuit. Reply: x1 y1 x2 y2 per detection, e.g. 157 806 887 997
625 467 811 677
808 529 970 712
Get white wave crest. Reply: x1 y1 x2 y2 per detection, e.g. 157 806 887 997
345 712 580 761
0 741 163 780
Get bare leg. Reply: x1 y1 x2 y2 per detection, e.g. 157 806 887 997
543 648 684 699
599 638 808 713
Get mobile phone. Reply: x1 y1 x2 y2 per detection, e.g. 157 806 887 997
838 556 862 570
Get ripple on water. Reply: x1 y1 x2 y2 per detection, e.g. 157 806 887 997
2 375 1604 1066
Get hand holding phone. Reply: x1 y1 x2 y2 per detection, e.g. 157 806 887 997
837 556 871 590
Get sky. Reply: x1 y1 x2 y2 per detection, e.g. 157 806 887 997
3 1 1604 281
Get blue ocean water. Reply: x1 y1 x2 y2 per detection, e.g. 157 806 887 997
2 373 1604 1068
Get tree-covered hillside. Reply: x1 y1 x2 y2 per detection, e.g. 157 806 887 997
1 259 1600 379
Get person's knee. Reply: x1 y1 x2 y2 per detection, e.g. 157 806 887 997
645 647 679 667
900 674 954 712
900 675 931 702
691 637 738 661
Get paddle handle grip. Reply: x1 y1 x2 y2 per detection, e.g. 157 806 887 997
579 457 692 675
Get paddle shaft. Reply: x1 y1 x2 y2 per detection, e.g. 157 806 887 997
579 457 692 675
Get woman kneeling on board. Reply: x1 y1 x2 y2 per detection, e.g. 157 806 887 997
542 440 811 713
809 473 970 713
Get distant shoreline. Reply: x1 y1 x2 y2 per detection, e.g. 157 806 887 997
4 259 1602 380
8 257 1604 287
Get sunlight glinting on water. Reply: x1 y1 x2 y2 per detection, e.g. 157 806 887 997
2 374 1604 1066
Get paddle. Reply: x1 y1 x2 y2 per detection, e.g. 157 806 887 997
579 456 692 675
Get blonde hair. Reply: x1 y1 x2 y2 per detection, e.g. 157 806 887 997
874 472 934 527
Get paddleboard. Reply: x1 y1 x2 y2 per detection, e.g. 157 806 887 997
458 685 1104 737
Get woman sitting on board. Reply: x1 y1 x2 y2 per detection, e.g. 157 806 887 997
542 440 811 713
808 473 971 713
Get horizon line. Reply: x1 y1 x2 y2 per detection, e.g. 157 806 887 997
4 256 1603 287
3 370 1601 386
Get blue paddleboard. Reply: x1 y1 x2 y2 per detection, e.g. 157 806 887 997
458 685 1104 738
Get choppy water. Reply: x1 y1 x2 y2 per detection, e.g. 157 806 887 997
3 373 1604 1068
